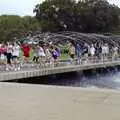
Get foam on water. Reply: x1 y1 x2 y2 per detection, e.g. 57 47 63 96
113 72 120 82
65 71 120 90
13 68 120 91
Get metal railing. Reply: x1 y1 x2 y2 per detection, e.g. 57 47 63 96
0 55 120 72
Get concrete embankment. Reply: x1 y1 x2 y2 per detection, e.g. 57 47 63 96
0 83 120 120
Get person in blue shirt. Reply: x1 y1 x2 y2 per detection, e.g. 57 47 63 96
75 43 82 58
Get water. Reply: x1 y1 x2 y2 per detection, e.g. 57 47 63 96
12 67 120 91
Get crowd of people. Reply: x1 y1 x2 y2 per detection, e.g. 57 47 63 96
0 41 119 71
0 42 61 71
74 43 119 60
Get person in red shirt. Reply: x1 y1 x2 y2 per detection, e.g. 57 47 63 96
21 43 30 62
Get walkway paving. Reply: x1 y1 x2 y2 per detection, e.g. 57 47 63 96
0 83 120 120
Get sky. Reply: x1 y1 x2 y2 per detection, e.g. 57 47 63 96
0 0 119 16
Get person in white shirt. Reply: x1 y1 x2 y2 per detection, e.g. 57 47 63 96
102 44 109 60
38 45 45 57
12 43 20 59
104 44 109 55
38 45 46 66
12 43 21 71
113 46 118 59
90 44 95 57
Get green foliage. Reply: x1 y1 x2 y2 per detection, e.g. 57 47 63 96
0 15 41 42
34 0 120 33
0 0 120 42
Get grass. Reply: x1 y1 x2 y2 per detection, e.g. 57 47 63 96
60 53 70 60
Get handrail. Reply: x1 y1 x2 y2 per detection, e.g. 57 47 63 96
0 55 120 72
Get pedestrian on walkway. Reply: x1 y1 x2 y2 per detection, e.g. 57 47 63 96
21 43 30 63
90 44 95 57
75 43 82 58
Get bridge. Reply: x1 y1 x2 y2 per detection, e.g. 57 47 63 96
0 56 120 81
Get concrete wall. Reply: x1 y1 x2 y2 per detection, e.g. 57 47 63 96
0 60 120 81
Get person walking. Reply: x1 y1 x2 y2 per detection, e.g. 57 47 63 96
12 43 20 61
113 45 118 60
75 43 82 58
69 44 75 59
45 45 52 66
21 43 30 63
90 44 95 57
32 45 39 63
12 43 21 71
38 45 46 67
6 43 13 71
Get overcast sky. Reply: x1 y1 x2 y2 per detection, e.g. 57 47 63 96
0 0 119 16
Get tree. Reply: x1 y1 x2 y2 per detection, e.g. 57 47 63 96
34 0 76 32
34 0 120 33
0 15 41 42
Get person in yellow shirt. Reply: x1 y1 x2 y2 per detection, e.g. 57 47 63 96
69 44 75 59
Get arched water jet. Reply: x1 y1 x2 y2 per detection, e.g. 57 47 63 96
39 32 120 47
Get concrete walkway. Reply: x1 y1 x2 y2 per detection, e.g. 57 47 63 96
0 83 120 120
1 60 120 81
